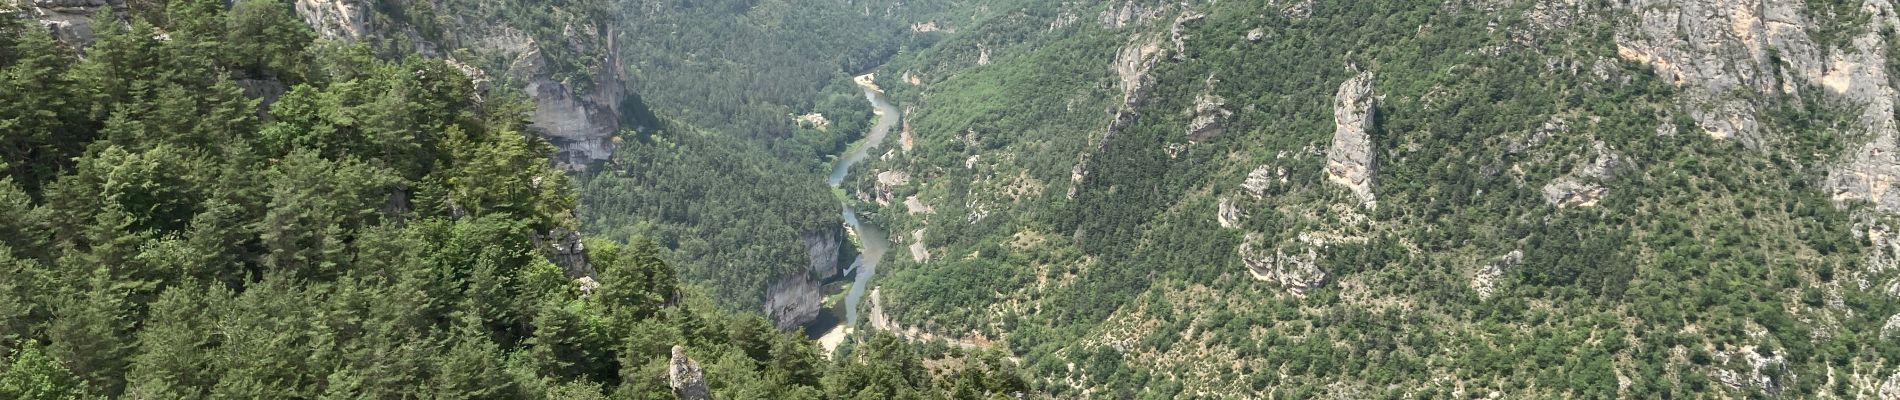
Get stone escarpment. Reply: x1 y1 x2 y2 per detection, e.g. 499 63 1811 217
1324 70 1379 209
762 272 820 330
1612 0 1900 211
800 227 842 281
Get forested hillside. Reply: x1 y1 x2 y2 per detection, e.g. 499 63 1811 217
845 0 1900 397
0 0 1033 398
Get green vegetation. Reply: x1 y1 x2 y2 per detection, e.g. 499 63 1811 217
0 3 1030 398
854 0 1900 397
577 127 838 312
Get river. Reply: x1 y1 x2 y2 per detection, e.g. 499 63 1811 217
832 74 898 330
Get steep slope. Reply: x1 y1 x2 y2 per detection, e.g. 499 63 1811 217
0 1 1036 398
847 0 1900 397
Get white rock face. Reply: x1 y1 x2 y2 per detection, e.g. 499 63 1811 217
294 0 371 41
1071 37 1165 199
1238 234 1327 296
291 5 626 170
525 74 619 167
1217 197 1244 229
1881 371 1900 400
1614 0 1900 211
904 195 935 215
1712 345 1788 393
1242 165 1283 199
1325 71 1379 209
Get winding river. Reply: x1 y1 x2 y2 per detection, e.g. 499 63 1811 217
831 74 899 328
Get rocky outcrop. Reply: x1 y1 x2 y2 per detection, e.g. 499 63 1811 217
1070 37 1164 199
1185 73 1230 142
516 41 624 169
667 346 711 400
874 170 910 206
1882 370 1900 399
1217 198 1243 229
1099 0 1167 29
1613 0 1854 145
1238 234 1327 296
533 227 594 278
762 272 820 330
15 0 122 47
294 0 370 41
904 195 935 215
1242 164 1286 199
1471 250 1523 300
1168 10 1205 60
909 229 930 263
1324 71 1379 208
1273 0 1314 19
801 228 842 281
1712 345 1788 393
1541 141 1624 208
1855 220 1900 297
1615 0 1900 211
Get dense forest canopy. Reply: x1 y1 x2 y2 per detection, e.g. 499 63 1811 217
0 0 1028 398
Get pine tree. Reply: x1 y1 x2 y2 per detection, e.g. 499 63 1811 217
0 341 87 400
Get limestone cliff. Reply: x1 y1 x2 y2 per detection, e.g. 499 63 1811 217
801 227 842 281
762 272 820 330
1611 0 1900 211
1324 70 1378 208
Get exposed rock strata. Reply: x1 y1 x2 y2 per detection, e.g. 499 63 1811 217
909 229 930 263
1612 0 1900 213
1217 197 1243 229
1324 71 1379 208
293 3 626 170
